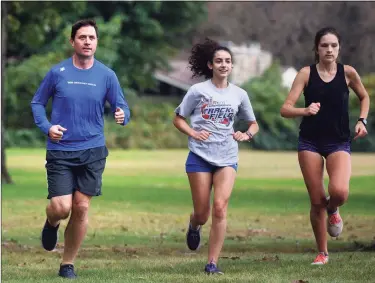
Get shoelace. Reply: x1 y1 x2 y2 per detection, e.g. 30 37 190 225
329 213 341 225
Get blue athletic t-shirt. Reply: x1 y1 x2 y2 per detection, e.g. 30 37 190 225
31 57 130 151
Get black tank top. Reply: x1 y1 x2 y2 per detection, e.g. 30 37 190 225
299 63 350 142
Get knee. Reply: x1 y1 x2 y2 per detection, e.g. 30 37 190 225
212 200 228 220
329 184 349 206
194 209 210 225
72 201 90 222
49 201 71 220
330 192 348 207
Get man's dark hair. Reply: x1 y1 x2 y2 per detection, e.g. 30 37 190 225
71 19 98 40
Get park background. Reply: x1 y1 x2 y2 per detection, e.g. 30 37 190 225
1 1 375 282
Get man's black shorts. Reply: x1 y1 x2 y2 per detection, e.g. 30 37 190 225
45 146 108 199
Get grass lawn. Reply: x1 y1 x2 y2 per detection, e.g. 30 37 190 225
2 148 375 282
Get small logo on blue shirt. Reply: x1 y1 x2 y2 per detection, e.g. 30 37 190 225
60 67 65 72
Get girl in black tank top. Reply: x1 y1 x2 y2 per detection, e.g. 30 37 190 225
299 63 350 143
280 27 370 266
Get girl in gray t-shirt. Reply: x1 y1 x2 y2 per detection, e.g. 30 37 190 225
173 38 259 274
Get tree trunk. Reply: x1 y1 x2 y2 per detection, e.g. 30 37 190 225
1 1 13 184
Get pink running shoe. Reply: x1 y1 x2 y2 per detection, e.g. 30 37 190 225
327 210 343 237
311 253 329 265
326 196 343 237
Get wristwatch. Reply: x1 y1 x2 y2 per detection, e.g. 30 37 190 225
358 118 367 127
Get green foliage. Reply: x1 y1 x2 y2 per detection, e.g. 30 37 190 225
241 61 300 150
4 128 45 148
105 99 186 149
6 2 87 59
81 2 207 90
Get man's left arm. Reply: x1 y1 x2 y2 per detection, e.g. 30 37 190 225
106 71 131 126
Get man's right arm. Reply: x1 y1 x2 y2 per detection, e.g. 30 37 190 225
30 70 55 135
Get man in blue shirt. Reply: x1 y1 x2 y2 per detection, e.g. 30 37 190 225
31 19 130 279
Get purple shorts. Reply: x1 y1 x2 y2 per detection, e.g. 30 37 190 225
185 151 238 173
298 137 351 158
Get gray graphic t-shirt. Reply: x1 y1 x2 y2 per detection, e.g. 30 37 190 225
175 79 256 166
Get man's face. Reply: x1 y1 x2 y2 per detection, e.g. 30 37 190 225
70 25 98 58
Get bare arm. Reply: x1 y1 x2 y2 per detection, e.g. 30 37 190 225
173 114 210 141
345 65 370 119
246 120 259 137
280 67 313 118
173 114 195 137
345 65 370 139
232 120 259 142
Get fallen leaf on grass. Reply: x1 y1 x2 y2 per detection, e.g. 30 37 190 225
255 255 279 262
17 262 27 267
220 256 240 260
247 228 268 236
236 235 247 241
126 248 137 254
112 246 138 255
292 280 308 283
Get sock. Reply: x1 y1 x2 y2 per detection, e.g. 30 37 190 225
46 219 60 230
60 263 74 267
189 222 200 231
208 260 216 265
327 208 338 215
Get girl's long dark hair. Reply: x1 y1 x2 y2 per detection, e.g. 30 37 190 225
188 38 233 79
